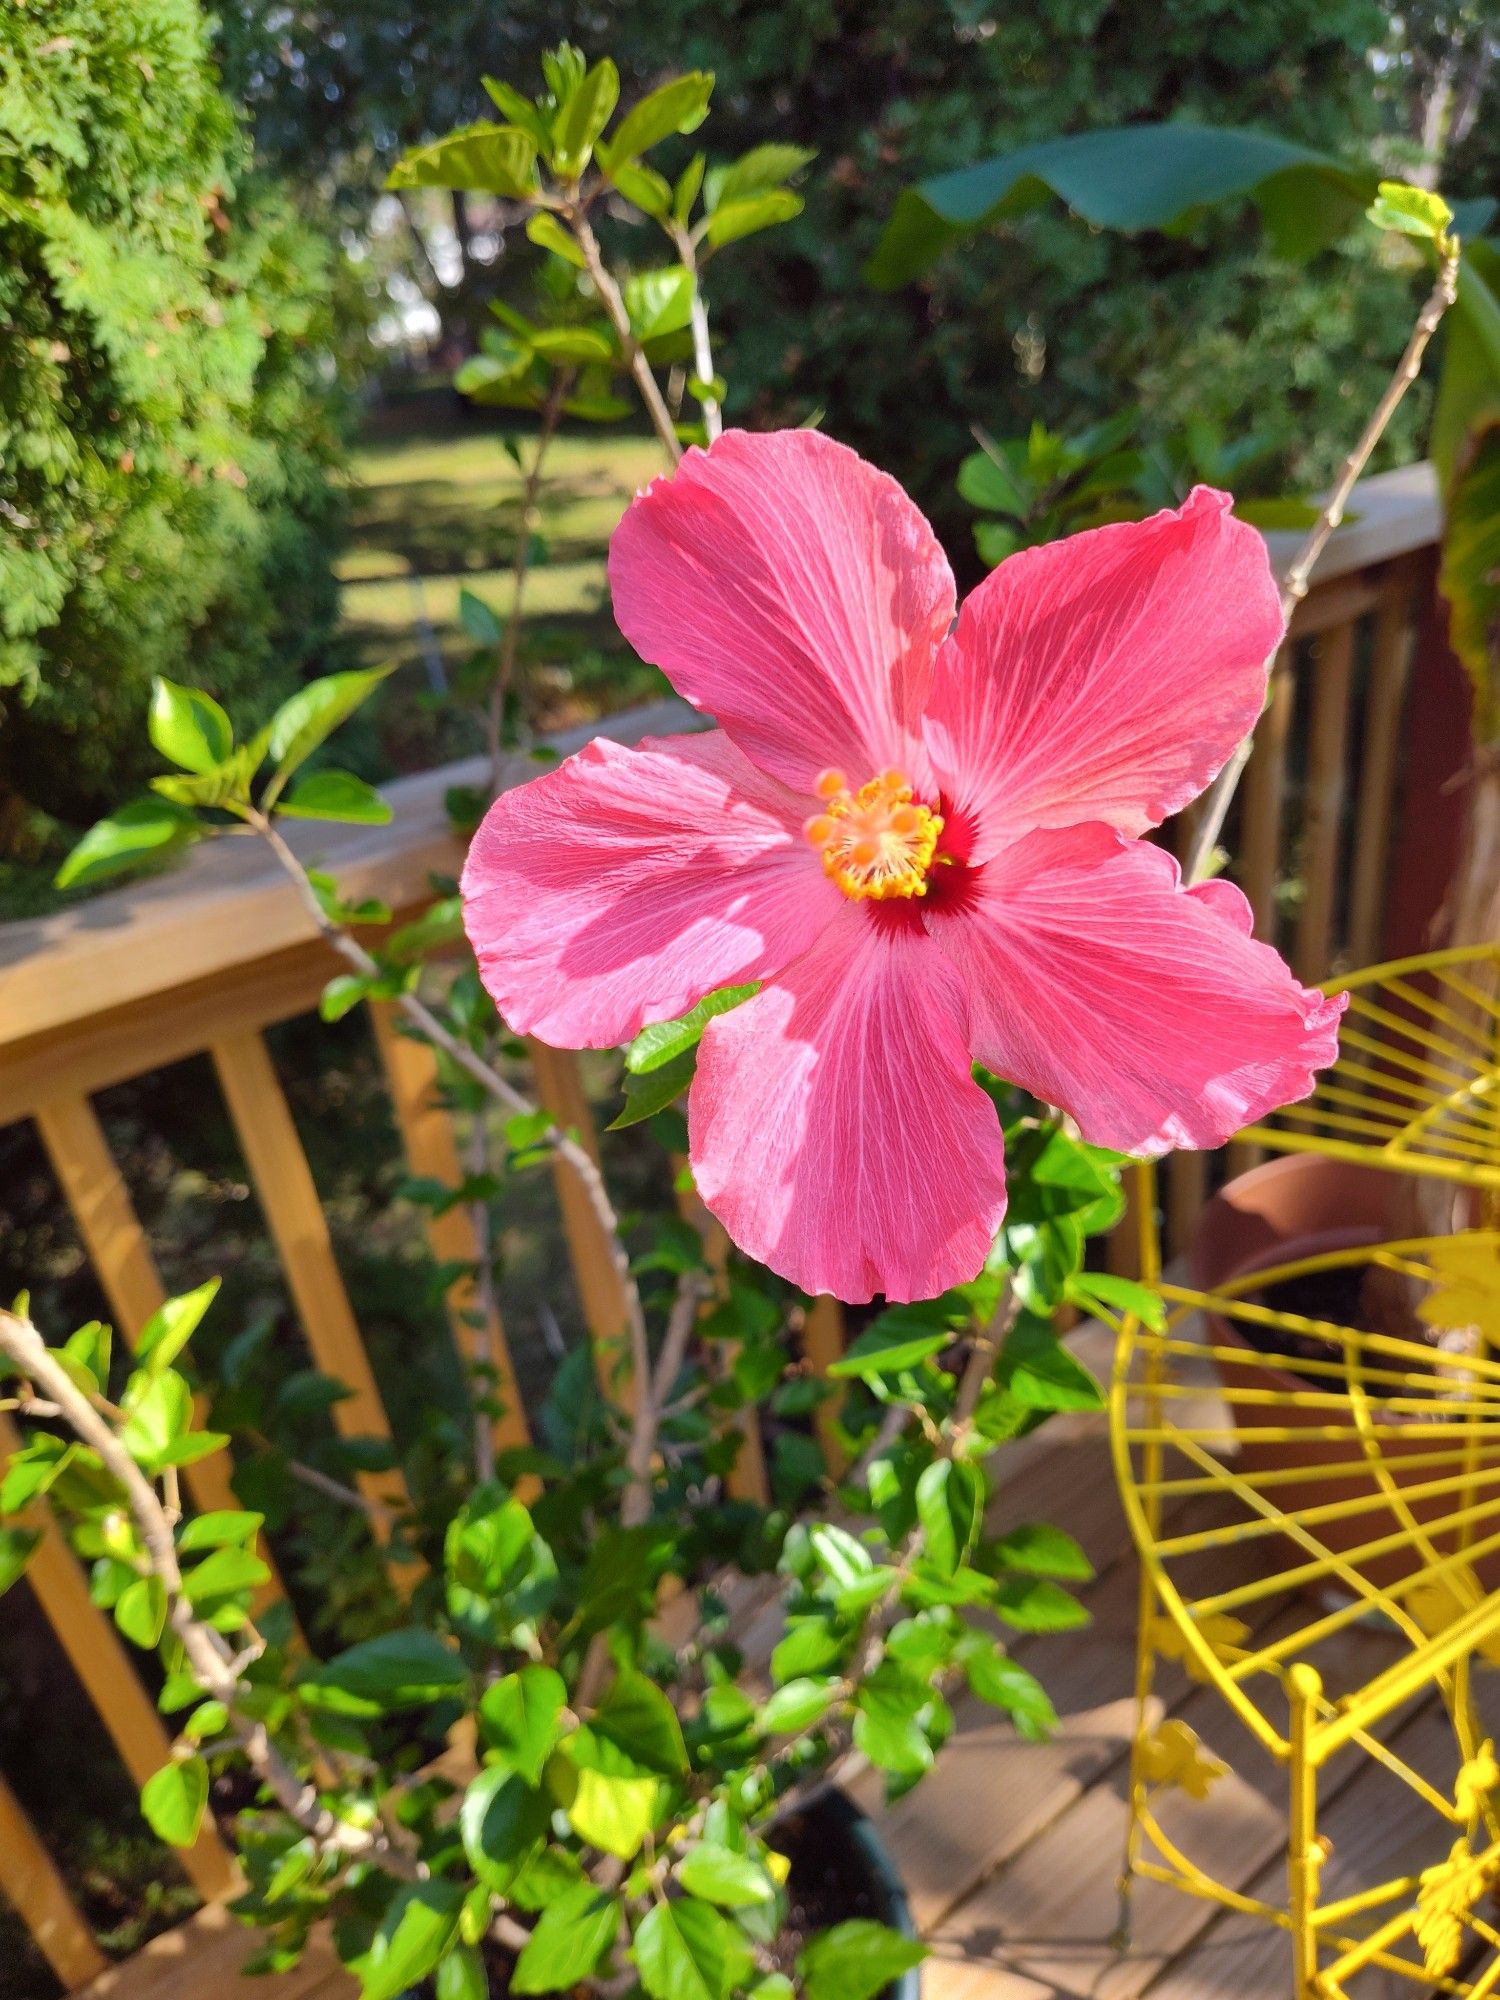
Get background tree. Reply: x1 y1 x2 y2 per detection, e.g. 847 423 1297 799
0 0 351 877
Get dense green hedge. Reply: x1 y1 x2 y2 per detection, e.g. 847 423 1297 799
0 0 347 846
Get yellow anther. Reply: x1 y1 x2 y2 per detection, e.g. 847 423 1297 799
803 768 943 902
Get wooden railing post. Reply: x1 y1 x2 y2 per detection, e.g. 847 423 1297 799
210 1032 420 1575
368 1002 530 1456
1294 619 1357 984
0 1770 107 1989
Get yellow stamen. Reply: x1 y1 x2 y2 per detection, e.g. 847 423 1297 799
802 768 943 902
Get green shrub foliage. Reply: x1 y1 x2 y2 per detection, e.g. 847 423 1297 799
0 0 347 837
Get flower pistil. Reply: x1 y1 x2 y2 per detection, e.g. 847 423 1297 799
804 767 943 902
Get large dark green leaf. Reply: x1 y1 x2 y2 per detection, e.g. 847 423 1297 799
798 1920 927 2000
361 1882 465 2000
511 1883 619 1993
633 1896 754 2000
302 1628 469 1717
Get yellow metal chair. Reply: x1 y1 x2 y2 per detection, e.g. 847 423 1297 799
1110 945 1500 1997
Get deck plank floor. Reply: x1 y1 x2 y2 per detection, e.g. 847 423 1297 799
77 1368 1459 1999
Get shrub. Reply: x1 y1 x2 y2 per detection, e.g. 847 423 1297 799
0 0 348 845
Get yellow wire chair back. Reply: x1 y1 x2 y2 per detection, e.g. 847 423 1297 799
1109 946 1500 1998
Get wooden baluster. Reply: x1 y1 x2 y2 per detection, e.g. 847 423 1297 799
0 1769 107 1989
34 1094 291 1617
525 1041 635 1402
0 1417 236 1902
210 1033 419 1572
1295 618 1357 984
672 1172 770 1506
1347 565 1417 967
802 1296 848 1477
1239 643 1295 945
368 1005 530 1455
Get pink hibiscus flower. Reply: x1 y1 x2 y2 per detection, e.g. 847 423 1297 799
461 429 1344 1304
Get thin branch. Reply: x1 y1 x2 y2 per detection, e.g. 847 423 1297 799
671 226 722 443
952 1274 1020 1435
0 1309 401 1865
566 209 682 465
1181 241 1461 886
466 1117 500 1484
248 811 650 1384
485 373 570 799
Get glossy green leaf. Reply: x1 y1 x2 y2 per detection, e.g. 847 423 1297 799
1065 1270 1165 1330
1367 179 1454 242
149 679 233 773
525 212 585 267
136 1279 219 1373
916 1459 984 1577
119 1369 194 1473
265 666 394 785
634 1896 754 2000
0 1527 40 1597
459 1765 548 1892
388 123 537 196
565 1764 660 1858
303 1628 469 1717
435 1943 487 2000
141 1756 208 1847
706 189 802 248
623 266 696 341
361 1882 465 2000
994 1575 1090 1632
511 1882 618 1993
799 1920 927 2000
478 1664 567 1784
177 1510 265 1553
279 769 392 825
609 1046 697 1128
551 59 619 179
624 985 758 1075
603 72 713 165
713 143 816 208
960 1645 1058 1740
676 1843 776 1908
758 1676 841 1735
829 1303 953 1379
990 1520 1092 1580
995 1314 1104 1412
574 1666 688 1777
115 1574 168 1648
55 796 200 891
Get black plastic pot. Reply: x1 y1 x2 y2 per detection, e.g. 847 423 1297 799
774 1788 922 1999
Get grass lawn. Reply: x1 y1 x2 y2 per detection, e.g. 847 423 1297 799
339 399 669 736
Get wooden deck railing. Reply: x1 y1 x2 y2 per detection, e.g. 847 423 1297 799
0 462 1449 1991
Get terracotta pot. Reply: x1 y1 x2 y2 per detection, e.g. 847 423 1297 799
1190 1154 1497 1593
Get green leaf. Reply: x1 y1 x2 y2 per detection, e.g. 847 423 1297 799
634 1896 754 2000
867 124 1372 288
141 1756 208 1847
994 1575 1090 1632
119 1370 195 1474
566 1764 660 1858
136 1280 219 1373
960 1645 1058 1740
478 1665 567 1784
677 1843 776 1908
116 1574 168 1648
714 144 816 208
610 161 674 218
916 1459 984 1578
361 1882 465 2000
181 1545 272 1608
266 666 394 785
759 1676 840 1735
511 1882 619 1993
303 1628 469 1717
625 985 759 1074
177 1510 264 1553
279 770 392 825
1368 179 1455 244
609 1046 697 1128
990 1521 1092 1580
183 1699 229 1744
829 1303 953 1380
624 268 696 345
459 589 504 647
551 59 620 180
995 1315 1104 1413
459 1765 548 1893
798 1920 927 2000
62 1319 111 1393
388 124 537 196
770 1616 843 1684
1065 1270 1165 1330
435 1943 488 2000
149 679 233 773
809 1523 874 1591
574 1665 689 1777
55 797 199 891
852 1668 933 1778
975 520 1023 567
957 447 1030 516
603 73 714 166
706 190 802 248
481 76 552 152
528 324 617 363
525 212 586 267
0 1526 40 1596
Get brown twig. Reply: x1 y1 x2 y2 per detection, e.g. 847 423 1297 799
248 811 651 1386
485 373 569 800
1182 240 1461 886
952 1274 1021 1435
670 225 722 444
566 209 682 465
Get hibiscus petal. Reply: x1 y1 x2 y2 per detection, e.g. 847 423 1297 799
927 828 1345 1155
924 487 1284 853
608 429 956 795
461 730 840 1047
688 905 1008 1303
